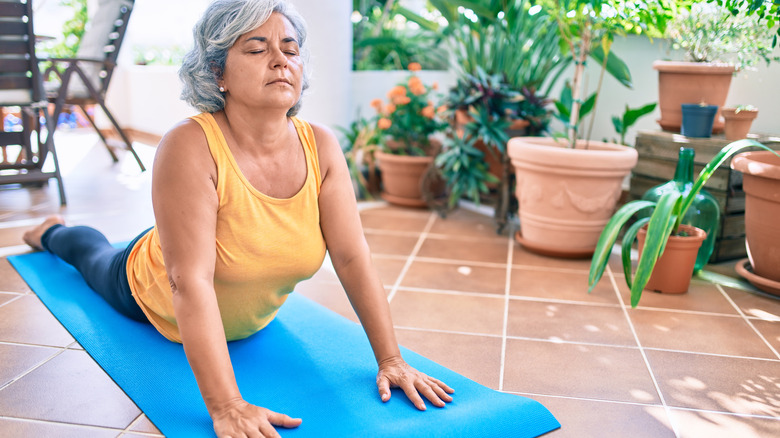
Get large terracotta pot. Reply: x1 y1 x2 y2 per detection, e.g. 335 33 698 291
375 151 434 208
731 151 780 287
507 137 638 258
722 107 758 141
637 224 706 294
653 61 736 134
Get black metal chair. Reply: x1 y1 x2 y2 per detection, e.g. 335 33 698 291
44 0 145 171
0 0 67 205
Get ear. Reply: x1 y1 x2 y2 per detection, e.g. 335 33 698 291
210 61 225 90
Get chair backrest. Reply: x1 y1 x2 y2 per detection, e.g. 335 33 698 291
65 0 134 98
0 0 43 106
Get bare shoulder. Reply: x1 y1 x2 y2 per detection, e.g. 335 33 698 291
154 118 212 171
308 121 344 177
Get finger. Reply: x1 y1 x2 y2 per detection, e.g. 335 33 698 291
377 375 391 402
415 379 446 408
399 380 426 411
266 411 302 429
429 380 454 403
257 421 281 438
429 376 455 394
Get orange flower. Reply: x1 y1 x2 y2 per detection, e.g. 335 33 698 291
392 95 411 105
377 118 392 130
432 81 439 90
437 105 447 113
409 84 426 96
408 76 422 88
408 62 422 72
421 105 435 119
384 103 396 114
387 85 407 99
370 98 383 111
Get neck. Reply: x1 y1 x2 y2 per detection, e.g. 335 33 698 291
220 105 291 153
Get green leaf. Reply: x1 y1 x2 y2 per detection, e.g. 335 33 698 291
621 217 651 290
396 7 439 32
612 115 624 135
623 102 657 128
590 44 633 89
630 191 681 308
588 200 657 293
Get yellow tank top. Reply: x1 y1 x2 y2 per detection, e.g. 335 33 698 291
126 114 327 342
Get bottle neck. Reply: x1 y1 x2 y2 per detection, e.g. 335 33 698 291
674 148 695 185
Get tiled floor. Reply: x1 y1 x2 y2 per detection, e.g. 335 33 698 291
1 129 779 437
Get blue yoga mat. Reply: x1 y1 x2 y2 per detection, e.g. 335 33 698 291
9 250 560 437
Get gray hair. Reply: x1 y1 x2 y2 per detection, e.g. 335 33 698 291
179 0 310 116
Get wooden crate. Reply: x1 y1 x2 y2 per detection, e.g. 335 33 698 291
630 130 780 262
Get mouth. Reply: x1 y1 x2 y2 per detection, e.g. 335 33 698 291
268 78 292 86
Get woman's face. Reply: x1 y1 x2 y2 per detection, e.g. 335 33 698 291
219 12 303 113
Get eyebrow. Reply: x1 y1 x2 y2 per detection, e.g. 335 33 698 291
245 36 299 45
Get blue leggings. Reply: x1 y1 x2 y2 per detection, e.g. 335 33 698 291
41 224 152 322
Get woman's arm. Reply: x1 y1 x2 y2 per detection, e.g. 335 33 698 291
313 123 454 410
152 120 300 436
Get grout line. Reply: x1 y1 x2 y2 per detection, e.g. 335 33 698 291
386 212 437 303
607 267 680 438
0 347 68 392
502 390 667 408
716 283 780 360
412 256 508 269
0 293 24 309
0 416 128 434
498 225 514 392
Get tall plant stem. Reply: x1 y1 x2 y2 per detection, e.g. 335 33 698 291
585 47 609 148
568 23 591 147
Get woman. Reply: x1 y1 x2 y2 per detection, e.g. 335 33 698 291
22 0 453 436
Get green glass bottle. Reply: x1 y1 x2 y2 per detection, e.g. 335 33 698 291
640 147 720 272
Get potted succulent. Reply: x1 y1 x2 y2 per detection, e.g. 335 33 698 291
589 139 780 307
372 62 448 207
506 0 673 257
654 2 779 133
721 105 759 141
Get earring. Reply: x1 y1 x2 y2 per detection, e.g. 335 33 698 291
219 86 225 92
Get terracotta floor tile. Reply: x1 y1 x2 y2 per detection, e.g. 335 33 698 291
0 295 74 347
724 286 780 320
370 255 407 286
428 208 504 238
670 408 780 438
0 291 21 306
503 339 660 404
646 349 780 417
0 349 140 428
359 210 431 233
510 267 619 305
400 260 506 295
512 244 593 271
416 235 509 264
395 328 502 389
751 320 780 355
0 258 32 293
0 343 58 388
359 205 431 219
363 231 419 256
294 277 359 324
629 310 776 358
0 418 119 438
528 395 675 438
619 278 740 314
507 300 635 346
390 290 505 336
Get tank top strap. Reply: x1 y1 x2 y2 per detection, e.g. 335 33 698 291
290 117 322 196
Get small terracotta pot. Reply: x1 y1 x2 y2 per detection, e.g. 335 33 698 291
721 107 758 141
375 150 434 208
731 151 780 283
637 224 706 294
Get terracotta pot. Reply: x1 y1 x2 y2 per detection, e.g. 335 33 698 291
637 224 706 294
722 107 758 141
653 61 736 134
507 137 638 258
731 151 780 284
375 150 434 208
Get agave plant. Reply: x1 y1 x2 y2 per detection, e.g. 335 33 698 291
588 139 780 307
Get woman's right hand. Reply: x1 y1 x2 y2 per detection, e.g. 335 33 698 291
212 398 302 438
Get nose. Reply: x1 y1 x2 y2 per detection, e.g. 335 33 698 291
270 47 287 70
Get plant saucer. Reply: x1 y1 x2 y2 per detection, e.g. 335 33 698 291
735 258 780 297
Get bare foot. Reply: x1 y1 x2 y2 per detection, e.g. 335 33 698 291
23 215 65 250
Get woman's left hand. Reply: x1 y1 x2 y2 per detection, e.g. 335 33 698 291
376 356 454 410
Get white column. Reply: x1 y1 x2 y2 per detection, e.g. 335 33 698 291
291 0 353 133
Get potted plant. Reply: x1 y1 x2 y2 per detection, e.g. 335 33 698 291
654 2 779 133
680 103 718 138
506 0 672 258
372 62 447 207
721 105 758 141
336 115 381 200
589 139 780 307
